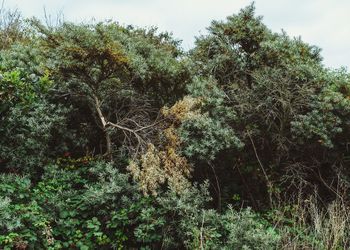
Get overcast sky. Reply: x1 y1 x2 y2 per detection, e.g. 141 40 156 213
4 0 350 69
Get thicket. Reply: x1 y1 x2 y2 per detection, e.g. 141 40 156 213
1 3 350 249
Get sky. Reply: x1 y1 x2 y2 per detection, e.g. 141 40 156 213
3 0 350 69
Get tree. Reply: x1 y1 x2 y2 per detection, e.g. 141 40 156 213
180 4 350 208
32 20 191 159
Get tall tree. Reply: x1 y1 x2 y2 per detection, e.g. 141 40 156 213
33 20 191 158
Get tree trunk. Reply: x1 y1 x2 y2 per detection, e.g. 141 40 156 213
93 94 113 161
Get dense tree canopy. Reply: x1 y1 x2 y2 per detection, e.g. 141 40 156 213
1 4 350 249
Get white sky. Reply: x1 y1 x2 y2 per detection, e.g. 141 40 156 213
4 0 350 69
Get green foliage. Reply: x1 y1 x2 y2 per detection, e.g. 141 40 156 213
0 161 136 249
28 20 191 158
178 78 243 160
180 115 241 160
183 3 350 211
291 69 350 148
0 39 74 173
0 161 209 249
177 206 280 250
0 100 70 172
0 68 51 110
222 208 280 250
0 174 52 249
190 4 270 85
1 3 350 250
191 3 322 87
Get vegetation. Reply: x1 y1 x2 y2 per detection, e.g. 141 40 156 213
1 3 350 249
